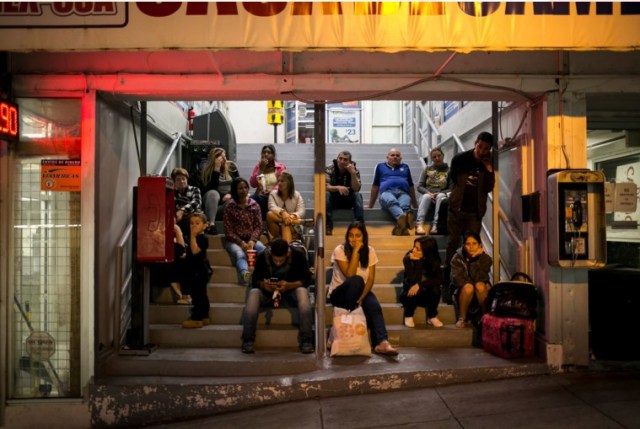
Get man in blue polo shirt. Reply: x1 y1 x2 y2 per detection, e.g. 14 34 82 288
368 148 419 235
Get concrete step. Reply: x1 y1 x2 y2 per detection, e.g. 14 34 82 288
209 248 232 265
149 324 301 348
155 282 447 307
101 347 319 378
149 302 457 328
235 143 425 210
94 347 549 428
211 266 242 283
154 283 248 304
151 283 450 308
149 320 471 349
204 255 405 284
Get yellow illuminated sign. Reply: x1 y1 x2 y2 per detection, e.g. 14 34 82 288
267 100 283 125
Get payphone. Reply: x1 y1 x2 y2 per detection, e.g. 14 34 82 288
547 169 606 268
136 176 175 263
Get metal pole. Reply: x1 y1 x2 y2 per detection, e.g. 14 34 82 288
491 102 500 284
274 124 278 144
314 103 327 359
140 101 147 175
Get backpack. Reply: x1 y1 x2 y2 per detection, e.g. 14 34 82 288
487 272 539 320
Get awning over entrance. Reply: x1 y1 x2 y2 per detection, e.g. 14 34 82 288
1 2 639 52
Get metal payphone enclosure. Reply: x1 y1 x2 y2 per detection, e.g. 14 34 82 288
136 176 175 263
547 169 606 268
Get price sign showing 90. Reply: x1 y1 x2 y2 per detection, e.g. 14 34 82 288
0 99 19 141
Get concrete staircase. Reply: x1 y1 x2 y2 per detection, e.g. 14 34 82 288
148 224 466 353
145 143 468 360
91 144 547 428
234 143 425 213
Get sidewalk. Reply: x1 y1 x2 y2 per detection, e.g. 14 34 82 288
153 363 640 429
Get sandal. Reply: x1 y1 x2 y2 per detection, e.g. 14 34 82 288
374 340 399 356
455 317 466 329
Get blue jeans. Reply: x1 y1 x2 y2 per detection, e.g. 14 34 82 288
241 287 313 344
379 189 411 221
224 240 266 278
251 193 269 220
325 191 364 229
417 193 448 225
329 275 389 346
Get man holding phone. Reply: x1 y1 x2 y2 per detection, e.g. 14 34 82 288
240 238 313 354
443 131 495 302
325 150 364 235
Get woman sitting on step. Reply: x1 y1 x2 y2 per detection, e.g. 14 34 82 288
249 144 287 221
266 172 305 243
224 177 266 285
415 147 450 236
328 221 398 356
199 147 239 235
450 231 492 328
399 236 444 328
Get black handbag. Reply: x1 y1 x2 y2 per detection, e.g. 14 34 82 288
488 272 539 320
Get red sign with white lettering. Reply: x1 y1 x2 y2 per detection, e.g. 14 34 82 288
0 98 18 142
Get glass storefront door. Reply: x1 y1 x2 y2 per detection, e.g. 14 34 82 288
8 98 81 398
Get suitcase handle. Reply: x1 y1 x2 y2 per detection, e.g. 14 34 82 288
501 324 525 355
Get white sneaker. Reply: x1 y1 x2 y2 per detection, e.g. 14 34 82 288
403 317 415 328
242 270 252 285
428 317 444 328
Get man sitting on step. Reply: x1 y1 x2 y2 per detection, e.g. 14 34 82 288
368 148 419 235
240 238 314 354
325 150 364 236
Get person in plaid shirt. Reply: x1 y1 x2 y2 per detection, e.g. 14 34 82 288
171 167 202 237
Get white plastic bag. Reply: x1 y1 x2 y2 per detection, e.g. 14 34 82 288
330 306 371 357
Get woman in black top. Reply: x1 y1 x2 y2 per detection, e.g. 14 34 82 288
400 236 444 328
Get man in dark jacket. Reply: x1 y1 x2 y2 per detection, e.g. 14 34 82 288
240 238 314 354
444 131 495 274
325 151 364 235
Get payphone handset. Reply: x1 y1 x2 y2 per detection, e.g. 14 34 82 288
571 199 583 230
561 188 588 257
547 169 606 268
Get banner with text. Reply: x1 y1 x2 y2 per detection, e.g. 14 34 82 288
1 2 639 52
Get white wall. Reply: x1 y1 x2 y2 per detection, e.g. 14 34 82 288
225 100 404 145
371 100 403 144
226 101 285 144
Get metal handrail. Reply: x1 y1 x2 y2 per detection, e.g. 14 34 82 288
480 195 523 281
416 102 441 137
486 192 524 248
452 134 466 154
114 223 133 352
158 132 183 175
314 213 326 359
113 132 183 353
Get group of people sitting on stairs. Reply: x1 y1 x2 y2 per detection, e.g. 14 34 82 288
159 131 496 356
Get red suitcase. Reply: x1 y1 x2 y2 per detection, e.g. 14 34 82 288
481 314 534 358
